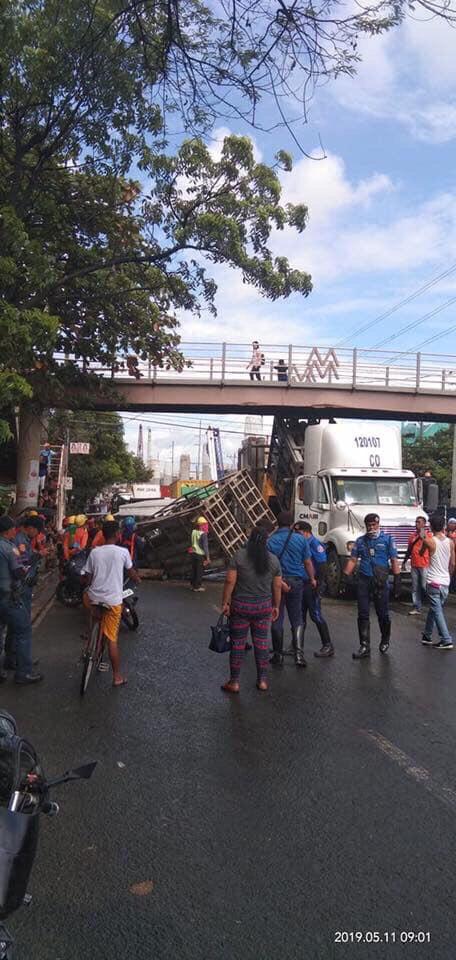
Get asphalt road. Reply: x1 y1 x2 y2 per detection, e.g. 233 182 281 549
2 583 456 960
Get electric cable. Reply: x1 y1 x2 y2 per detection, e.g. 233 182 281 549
334 259 456 347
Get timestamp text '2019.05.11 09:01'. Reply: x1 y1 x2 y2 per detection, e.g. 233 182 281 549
334 932 431 944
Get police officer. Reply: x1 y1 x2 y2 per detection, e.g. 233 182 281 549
294 521 334 658
267 511 316 667
0 516 43 685
344 513 400 659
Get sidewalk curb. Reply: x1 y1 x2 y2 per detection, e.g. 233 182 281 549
31 571 58 626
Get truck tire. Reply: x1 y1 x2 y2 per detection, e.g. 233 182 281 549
325 548 341 598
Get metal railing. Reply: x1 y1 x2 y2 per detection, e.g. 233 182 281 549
55 343 456 394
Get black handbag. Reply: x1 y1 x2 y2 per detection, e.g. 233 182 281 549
209 614 231 653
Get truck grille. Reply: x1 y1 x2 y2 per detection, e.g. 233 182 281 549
382 524 415 558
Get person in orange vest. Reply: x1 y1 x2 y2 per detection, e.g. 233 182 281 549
119 516 144 567
63 514 88 561
91 514 116 549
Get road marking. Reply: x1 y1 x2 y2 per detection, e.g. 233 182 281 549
360 729 456 813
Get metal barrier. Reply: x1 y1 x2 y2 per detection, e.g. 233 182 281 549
54 343 456 394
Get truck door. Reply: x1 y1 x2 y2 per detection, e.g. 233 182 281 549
295 475 330 536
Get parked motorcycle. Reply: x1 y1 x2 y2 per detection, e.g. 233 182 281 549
0 710 96 958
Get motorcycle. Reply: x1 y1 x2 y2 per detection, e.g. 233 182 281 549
55 549 87 607
0 710 96 959
120 578 139 632
57 560 140 631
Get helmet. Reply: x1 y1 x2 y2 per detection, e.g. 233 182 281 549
75 514 87 526
122 516 136 529
68 516 76 525
27 510 38 517
197 516 207 524
105 513 115 521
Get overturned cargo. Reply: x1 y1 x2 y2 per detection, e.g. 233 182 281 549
139 470 276 579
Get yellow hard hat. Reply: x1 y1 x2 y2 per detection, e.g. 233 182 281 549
75 514 87 526
197 516 207 524
27 510 38 517
105 513 115 521
68 516 76 525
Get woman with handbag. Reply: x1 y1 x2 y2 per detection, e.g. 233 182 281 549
220 526 282 693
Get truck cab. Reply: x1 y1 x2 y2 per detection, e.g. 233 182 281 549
267 418 438 597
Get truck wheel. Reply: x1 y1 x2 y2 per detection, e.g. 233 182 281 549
325 548 341 598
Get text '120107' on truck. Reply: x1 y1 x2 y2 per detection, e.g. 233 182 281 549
265 418 439 597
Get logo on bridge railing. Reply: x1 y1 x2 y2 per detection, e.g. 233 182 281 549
292 348 340 383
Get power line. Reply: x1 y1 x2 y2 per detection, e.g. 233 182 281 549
372 293 456 349
64 414 251 436
335 260 456 347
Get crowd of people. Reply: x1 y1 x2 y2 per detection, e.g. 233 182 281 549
0 508 144 689
218 510 456 694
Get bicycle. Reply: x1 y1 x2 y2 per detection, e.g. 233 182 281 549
79 604 108 696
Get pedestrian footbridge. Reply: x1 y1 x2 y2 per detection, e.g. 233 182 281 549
69 342 456 420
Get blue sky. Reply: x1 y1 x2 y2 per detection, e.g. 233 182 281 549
123 17 456 468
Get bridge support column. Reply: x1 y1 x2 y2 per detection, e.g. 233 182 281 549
15 406 43 515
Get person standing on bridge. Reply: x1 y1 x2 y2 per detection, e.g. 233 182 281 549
344 513 400 660
246 341 263 381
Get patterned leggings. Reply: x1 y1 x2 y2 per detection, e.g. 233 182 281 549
229 597 272 683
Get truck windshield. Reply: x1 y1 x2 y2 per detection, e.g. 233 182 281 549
332 477 417 506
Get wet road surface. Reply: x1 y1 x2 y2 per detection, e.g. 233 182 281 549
2 584 456 959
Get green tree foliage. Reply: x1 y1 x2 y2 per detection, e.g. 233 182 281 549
0 0 315 437
403 427 453 502
3 0 451 436
48 411 151 510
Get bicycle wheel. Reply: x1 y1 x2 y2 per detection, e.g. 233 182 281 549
80 619 100 696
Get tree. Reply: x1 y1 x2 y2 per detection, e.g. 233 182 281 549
48 411 151 510
403 427 453 502
3 0 454 436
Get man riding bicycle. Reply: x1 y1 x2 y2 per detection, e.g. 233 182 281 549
81 521 140 687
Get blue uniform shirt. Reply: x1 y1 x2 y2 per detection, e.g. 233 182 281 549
14 531 33 568
308 534 327 566
268 528 311 579
351 531 398 577
0 536 22 602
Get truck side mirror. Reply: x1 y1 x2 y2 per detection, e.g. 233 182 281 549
302 478 316 505
424 482 439 514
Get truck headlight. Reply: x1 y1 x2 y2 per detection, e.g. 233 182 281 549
318 522 327 535
346 540 355 553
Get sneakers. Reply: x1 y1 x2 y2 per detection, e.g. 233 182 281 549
432 640 454 650
421 637 433 645
408 609 420 616
192 587 205 592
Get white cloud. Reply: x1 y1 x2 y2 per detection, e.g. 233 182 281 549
331 19 456 143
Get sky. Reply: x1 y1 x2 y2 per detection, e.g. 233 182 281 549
123 15 456 474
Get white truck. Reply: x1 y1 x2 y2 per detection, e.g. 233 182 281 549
266 418 438 596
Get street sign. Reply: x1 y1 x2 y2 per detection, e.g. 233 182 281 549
70 442 90 454
64 476 73 490
131 483 161 500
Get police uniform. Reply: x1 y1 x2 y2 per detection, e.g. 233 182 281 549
268 528 311 666
350 531 397 655
301 535 333 655
0 536 34 680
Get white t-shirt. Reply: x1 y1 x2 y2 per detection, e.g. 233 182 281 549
82 545 132 606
